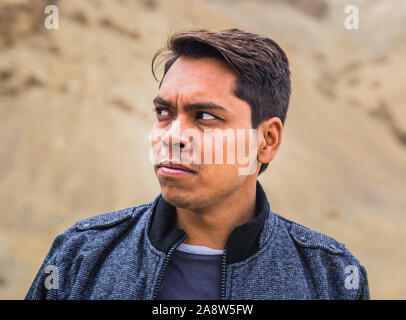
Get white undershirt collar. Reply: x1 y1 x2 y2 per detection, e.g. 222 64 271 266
176 243 224 255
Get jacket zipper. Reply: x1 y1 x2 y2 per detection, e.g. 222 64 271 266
220 235 231 300
152 234 186 300
220 248 228 300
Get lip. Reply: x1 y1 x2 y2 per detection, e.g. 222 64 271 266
158 162 196 177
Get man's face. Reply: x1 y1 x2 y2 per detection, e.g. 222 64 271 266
151 56 258 210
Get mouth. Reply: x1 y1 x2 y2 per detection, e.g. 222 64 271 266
157 162 197 177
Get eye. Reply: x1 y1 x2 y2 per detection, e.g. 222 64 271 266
154 107 170 118
196 111 218 121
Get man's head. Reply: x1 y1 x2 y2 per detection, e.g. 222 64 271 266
150 28 291 209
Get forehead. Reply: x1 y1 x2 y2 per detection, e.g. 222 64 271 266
157 56 248 111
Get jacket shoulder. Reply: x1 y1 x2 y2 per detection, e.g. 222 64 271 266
286 219 346 255
25 201 154 300
275 214 346 254
275 215 370 299
73 201 153 231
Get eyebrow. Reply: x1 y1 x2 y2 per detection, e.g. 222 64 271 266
153 96 227 113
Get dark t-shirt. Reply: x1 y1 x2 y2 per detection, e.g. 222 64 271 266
156 243 224 300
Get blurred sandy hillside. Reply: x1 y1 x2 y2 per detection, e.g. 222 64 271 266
0 0 405 299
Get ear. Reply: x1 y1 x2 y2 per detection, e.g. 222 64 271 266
257 117 283 166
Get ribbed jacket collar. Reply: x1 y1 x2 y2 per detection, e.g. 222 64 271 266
148 181 270 264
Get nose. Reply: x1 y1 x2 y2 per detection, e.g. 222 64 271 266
162 119 190 155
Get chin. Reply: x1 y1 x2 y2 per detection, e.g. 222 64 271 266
162 191 189 208
161 187 201 209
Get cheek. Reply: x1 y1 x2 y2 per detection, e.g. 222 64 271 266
199 131 239 166
200 164 240 183
188 127 256 171
149 127 168 162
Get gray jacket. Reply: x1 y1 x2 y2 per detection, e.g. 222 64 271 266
25 181 370 300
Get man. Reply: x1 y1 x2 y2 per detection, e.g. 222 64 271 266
26 28 370 300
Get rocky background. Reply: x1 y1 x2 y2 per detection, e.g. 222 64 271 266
0 0 405 299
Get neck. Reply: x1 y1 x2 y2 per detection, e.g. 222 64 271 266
174 180 257 250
